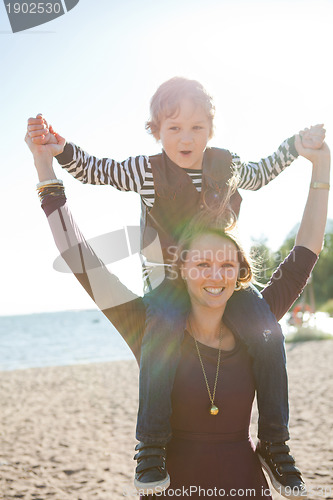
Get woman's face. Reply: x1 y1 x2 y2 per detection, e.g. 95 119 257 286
181 233 240 311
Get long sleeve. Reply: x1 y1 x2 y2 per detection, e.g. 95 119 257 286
262 245 318 321
42 195 146 361
56 142 150 192
233 136 299 191
56 137 299 204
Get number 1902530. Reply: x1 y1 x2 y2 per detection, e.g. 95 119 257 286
6 3 62 14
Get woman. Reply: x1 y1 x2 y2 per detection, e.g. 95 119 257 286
26 131 330 499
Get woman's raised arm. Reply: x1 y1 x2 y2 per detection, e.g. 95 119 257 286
261 139 330 320
25 131 146 361
294 138 330 255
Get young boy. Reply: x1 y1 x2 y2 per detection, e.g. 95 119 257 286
28 77 324 496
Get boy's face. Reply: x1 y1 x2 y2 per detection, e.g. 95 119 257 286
156 99 211 170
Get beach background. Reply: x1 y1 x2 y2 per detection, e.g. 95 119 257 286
1 0 333 498
1 311 333 499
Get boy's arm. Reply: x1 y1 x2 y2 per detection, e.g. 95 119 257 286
56 141 149 192
232 136 298 191
27 114 149 193
233 125 325 191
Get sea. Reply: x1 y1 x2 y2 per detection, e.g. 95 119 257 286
1 309 332 372
0 309 134 372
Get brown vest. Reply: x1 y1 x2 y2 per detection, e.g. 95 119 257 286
140 147 242 265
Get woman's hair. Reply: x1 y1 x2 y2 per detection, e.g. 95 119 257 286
172 210 253 288
146 77 215 140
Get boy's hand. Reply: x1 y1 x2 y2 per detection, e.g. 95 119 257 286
27 114 65 155
298 124 325 150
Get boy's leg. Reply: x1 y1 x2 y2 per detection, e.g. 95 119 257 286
224 284 289 440
249 326 289 443
137 277 188 443
224 285 306 498
134 276 189 492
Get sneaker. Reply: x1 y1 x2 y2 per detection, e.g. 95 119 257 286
256 440 307 498
133 442 170 494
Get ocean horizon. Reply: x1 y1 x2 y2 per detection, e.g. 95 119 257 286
0 309 134 372
1 309 332 372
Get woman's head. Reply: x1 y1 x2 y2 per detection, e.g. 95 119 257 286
146 77 215 142
173 215 252 310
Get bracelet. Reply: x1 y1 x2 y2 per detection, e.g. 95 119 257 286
310 182 330 190
38 188 65 204
36 179 63 189
36 180 65 204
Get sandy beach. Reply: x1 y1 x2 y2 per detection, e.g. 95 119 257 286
1 340 332 500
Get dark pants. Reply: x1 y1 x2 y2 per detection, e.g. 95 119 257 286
137 277 289 444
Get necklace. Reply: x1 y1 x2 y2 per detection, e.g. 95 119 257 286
188 318 223 416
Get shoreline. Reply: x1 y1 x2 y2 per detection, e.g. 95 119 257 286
0 355 135 373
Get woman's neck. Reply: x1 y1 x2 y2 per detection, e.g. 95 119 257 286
188 304 226 344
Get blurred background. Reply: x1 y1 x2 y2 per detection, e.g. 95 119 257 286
1 0 333 368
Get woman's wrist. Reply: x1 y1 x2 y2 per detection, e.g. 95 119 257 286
311 156 331 185
34 155 56 182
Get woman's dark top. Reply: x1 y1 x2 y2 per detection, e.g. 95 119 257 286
43 197 317 499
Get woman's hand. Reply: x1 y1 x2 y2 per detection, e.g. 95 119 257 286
299 124 326 150
295 124 326 161
25 117 64 182
25 124 65 159
294 135 330 164
27 114 65 156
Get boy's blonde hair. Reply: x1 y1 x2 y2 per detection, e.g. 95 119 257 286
146 77 215 140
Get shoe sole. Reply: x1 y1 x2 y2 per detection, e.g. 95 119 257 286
258 455 307 499
134 473 170 494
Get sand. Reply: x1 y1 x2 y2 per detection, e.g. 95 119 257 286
0 340 332 500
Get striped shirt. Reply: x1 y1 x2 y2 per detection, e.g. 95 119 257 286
56 137 298 208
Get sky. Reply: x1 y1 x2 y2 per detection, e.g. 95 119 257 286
1 0 333 316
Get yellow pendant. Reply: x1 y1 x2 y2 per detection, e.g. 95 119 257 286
210 404 219 415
